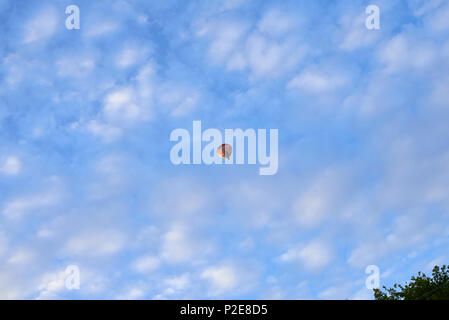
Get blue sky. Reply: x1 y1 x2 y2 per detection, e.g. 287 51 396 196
1 0 449 299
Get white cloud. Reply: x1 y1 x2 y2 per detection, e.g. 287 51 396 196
36 228 54 239
116 48 140 68
160 225 205 263
342 74 395 115
318 284 351 300
0 232 7 258
220 180 283 229
430 76 449 108
204 21 248 64
292 192 327 227
291 170 346 227
56 57 95 78
165 274 190 291
115 45 151 69
78 62 160 141
338 12 380 51
152 178 213 220
75 58 200 141
2 192 59 219
200 261 258 297
104 87 142 121
154 273 191 299
85 120 123 142
201 265 238 295
410 0 446 17
258 9 297 37
132 255 160 273
238 34 305 78
2 0 448 301
424 256 447 273
84 21 119 38
428 2 449 32
220 0 249 11
347 211 445 268
378 34 436 73
351 287 374 300
94 155 128 183
279 240 333 270
288 69 347 93
65 229 125 256
238 237 254 251
37 270 66 299
7 249 34 265
23 7 59 43
153 288 176 300
0 156 21 175
197 15 306 78
116 287 146 300
170 92 199 117
156 83 200 117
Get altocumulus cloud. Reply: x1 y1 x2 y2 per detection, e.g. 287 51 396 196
0 0 449 299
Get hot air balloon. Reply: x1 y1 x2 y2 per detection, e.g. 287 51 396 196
217 144 232 160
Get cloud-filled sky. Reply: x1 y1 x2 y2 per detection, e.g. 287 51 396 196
1 0 449 299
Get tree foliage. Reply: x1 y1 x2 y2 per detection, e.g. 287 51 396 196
374 265 449 300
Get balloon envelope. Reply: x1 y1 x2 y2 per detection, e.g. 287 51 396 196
217 144 232 159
